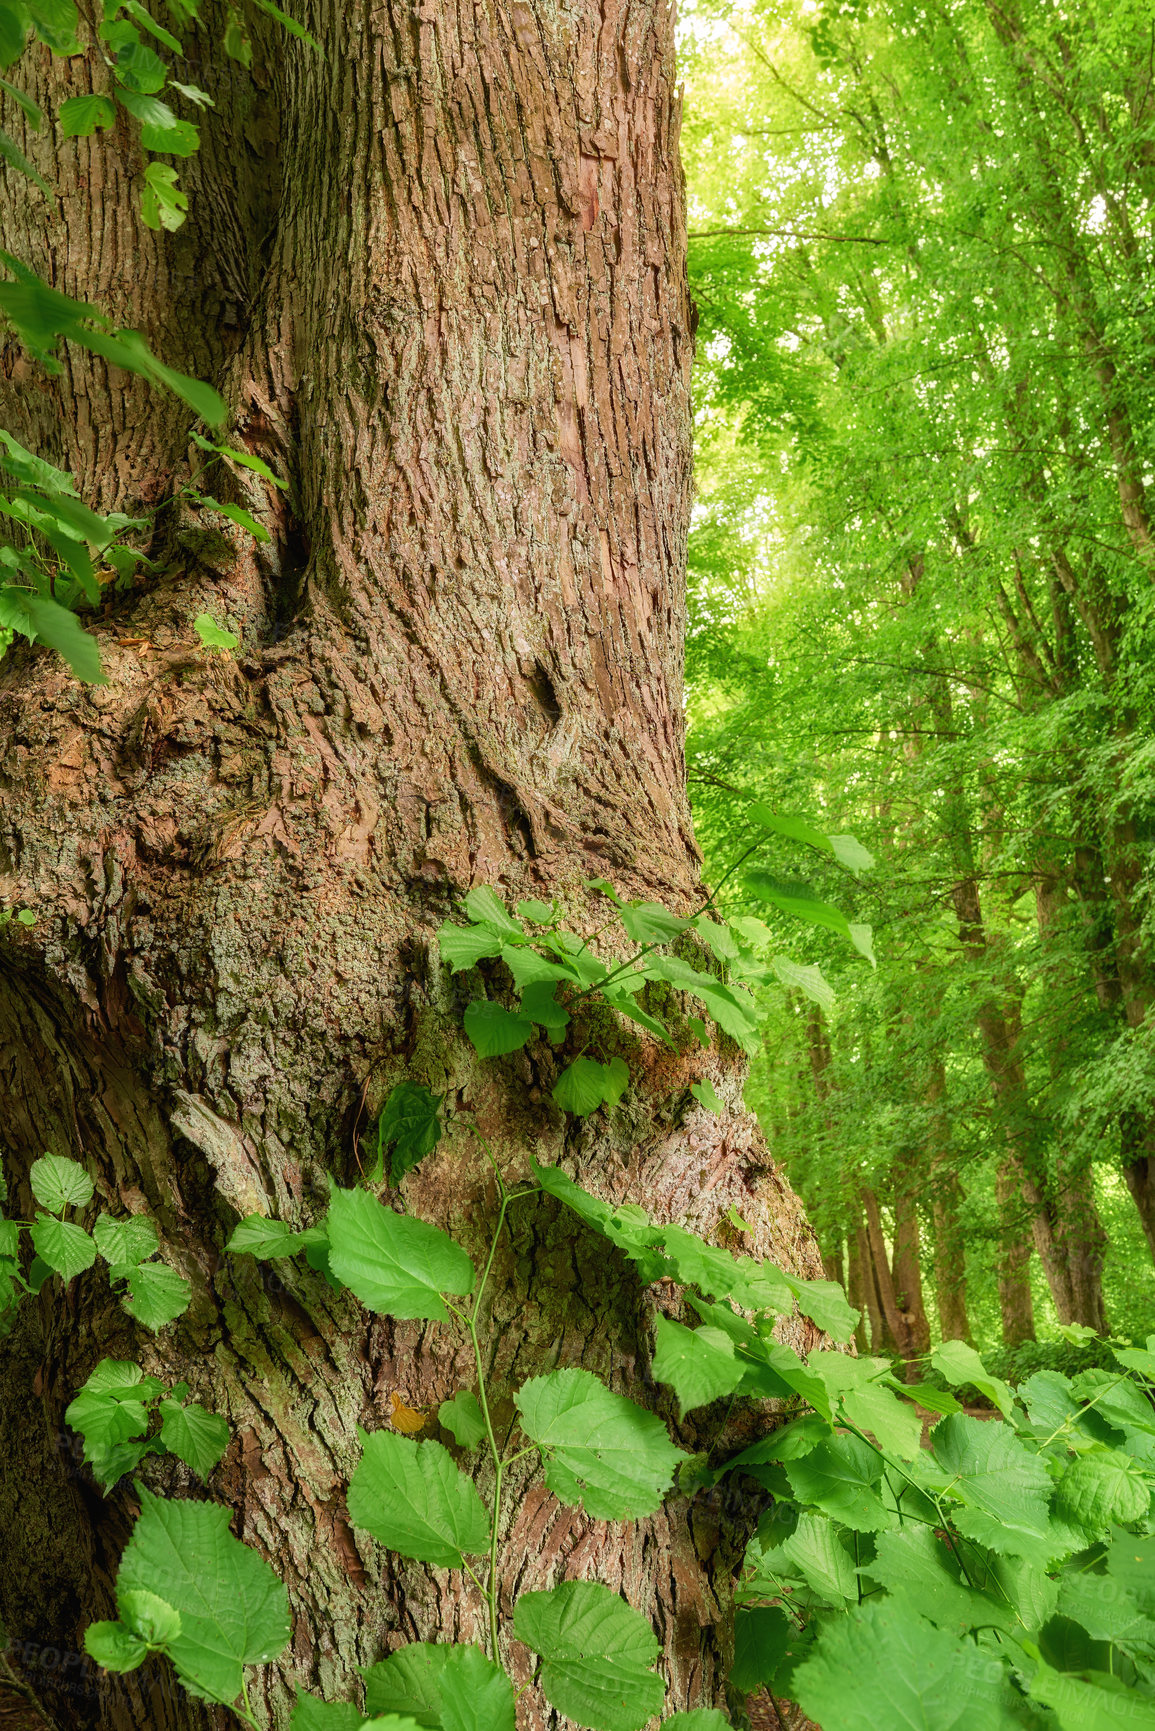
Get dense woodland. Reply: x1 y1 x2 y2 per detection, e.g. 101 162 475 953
679 0 1155 1366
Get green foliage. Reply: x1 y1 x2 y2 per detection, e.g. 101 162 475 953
66 1357 228 1489
0 1152 190 1331
326 1185 475 1320
347 1430 490 1569
369 1082 444 1184
193 612 239 650
512 1581 666 1731
437 1390 486 1448
88 1487 290 1705
513 1368 686 1521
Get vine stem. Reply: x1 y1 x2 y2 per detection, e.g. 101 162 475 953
447 1177 540 1664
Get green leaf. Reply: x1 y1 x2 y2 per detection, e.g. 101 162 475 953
795 1601 1016 1731
1054 1450 1150 1535
553 1056 630 1116
0 6 27 67
746 871 874 965
113 37 166 91
119 1588 182 1646
658 1223 793 1314
615 899 694 944
0 122 49 191
643 954 760 1054
828 834 875 873
437 1645 516 1731
374 1081 443 1185
1030 1659 1155 1731
514 1367 685 1521
30 1214 95 1279
140 160 188 230
650 1315 743 1418
80 1358 164 1402
932 1340 1017 1420
65 1387 151 1488
189 614 239 655
730 1605 795 1693
513 1580 665 1731
93 1213 159 1267
784 1433 897 1532
117 1486 290 1704
0 72 40 124
769 954 836 1011
290 1692 365 1731
781 1273 859 1343
437 921 505 971
121 0 181 50
364 1644 446 1724
247 0 322 53
531 1160 670 1279
1057 1571 1155 1652
326 1185 475 1320
1106 1532 1155 1614
114 85 199 154
462 999 534 1056
931 1415 1057 1562
778 1511 859 1607
347 1429 490 1568
689 1078 723 1114
201 439 286 487
807 1351 923 1457
720 1414 831 1476
158 1399 229 1478
519 980 571 1041
222 9 251 63
517 898 554 923
461 886 524 936
1113 1338 1155 1381
117 1261 191 1330
225 1214 304 1258
84 1621 148 1672
192 495 269 541
1072 1370 1155 1436
438 1390 487 1448
865 1526 1012 1638
30 1151 94 1210
0 585 105 681
601 984 674 1044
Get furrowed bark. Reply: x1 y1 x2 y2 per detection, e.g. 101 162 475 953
0 5 826 1729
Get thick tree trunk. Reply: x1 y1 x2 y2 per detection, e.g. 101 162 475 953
0 7 824 1730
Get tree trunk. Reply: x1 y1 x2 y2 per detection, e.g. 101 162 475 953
930 1176 972 1344
996 1162 1036 1348
0 7 824 1729
891 1188 931 1365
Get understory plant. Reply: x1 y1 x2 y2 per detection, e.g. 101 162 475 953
34 877 1154 1731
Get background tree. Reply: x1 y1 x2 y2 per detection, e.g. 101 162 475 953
679 0 1155 1355
0 3 824 1726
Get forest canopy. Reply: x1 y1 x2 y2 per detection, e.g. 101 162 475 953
679 0 1155 1363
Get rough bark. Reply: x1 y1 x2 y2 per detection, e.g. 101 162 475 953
0 6 824 1729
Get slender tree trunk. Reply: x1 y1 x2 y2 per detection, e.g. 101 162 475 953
925 1061 971 1343
891 1189 931 1363
846 1215 873 1356
996 1162 1036 1348
0 7 825 1729
860 1189 904 1360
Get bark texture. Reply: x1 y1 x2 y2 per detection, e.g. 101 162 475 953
0 4 824 1729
